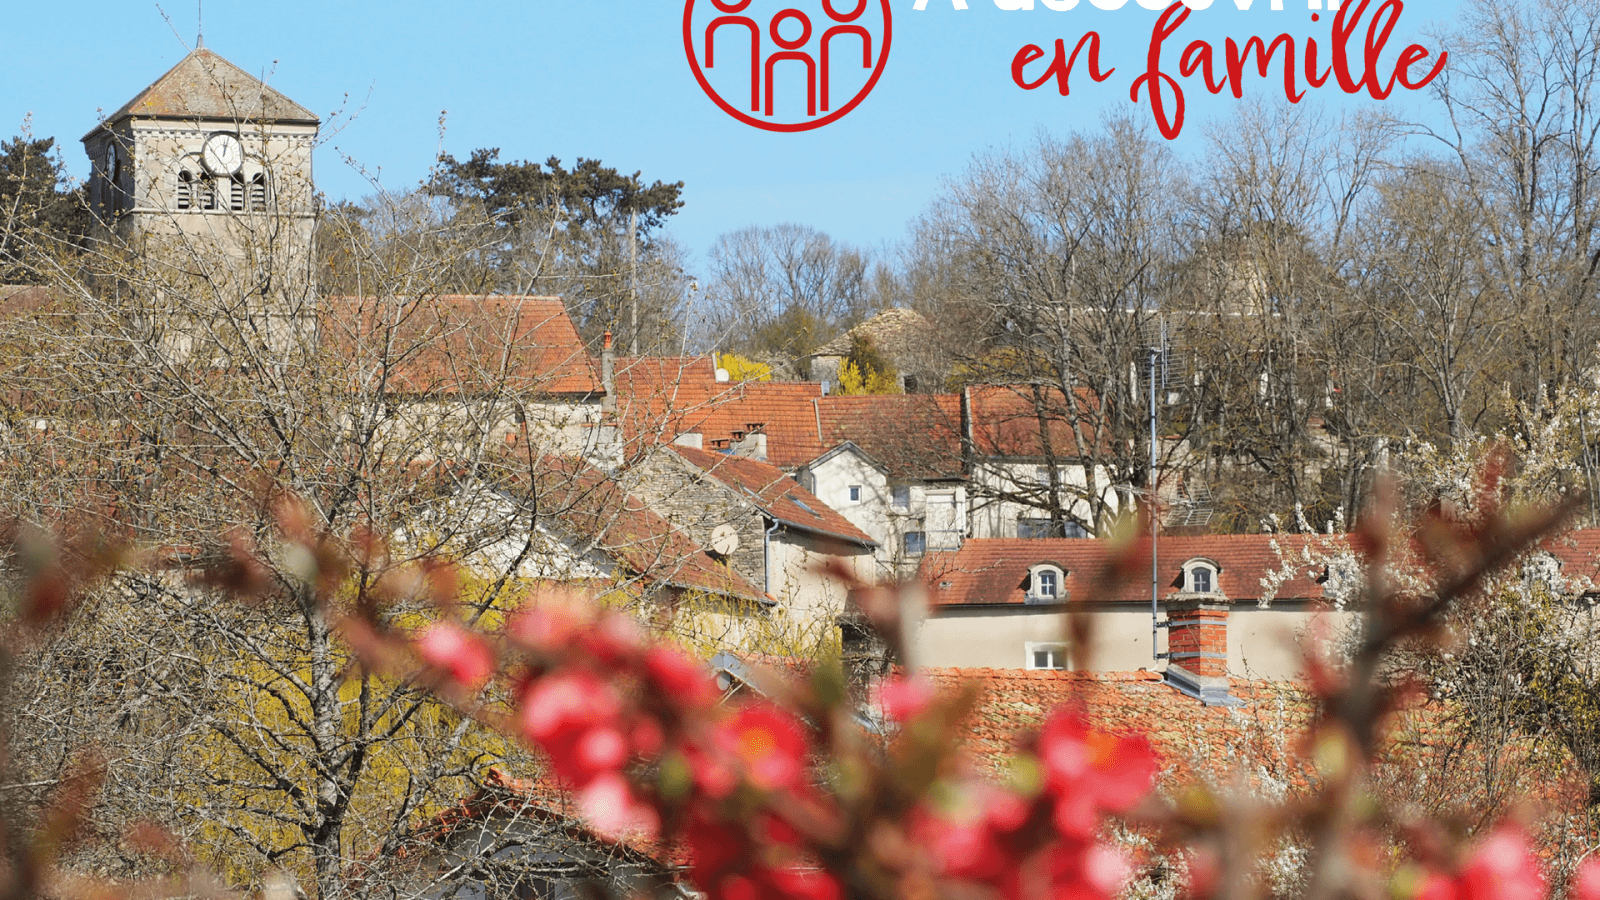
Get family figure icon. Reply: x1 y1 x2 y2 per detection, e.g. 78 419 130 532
684 0 893 132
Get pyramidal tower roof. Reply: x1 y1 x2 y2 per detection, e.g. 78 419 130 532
86 48 318 139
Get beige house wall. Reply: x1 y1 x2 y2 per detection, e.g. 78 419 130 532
801 449 967 578
967 462 1122 539
914 602 1357 680
768 533 875 633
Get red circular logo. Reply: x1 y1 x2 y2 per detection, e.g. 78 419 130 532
683 0 892 132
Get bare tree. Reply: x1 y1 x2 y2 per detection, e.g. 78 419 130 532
907 118 1188 535
699 223 874 375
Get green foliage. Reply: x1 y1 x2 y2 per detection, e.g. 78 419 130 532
0 134 89 280
432 149 683 241
427 149 690 352
837 334 899 395
752 305 825 363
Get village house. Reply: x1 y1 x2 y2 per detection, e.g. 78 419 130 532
621 445 877 633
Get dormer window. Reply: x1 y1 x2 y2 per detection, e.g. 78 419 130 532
1180 558 1221 595
1026 563 1066 603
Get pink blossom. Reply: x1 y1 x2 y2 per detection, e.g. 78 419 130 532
876 675 936 722
1457 827 1544 900
577 771 659 840
719 705 810 791
417 623 494 689
1572 857 1600 900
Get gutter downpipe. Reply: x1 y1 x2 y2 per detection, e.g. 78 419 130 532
1150 343 1166 662
763 517 782 596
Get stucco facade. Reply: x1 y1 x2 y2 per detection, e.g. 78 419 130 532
913 600 1355 680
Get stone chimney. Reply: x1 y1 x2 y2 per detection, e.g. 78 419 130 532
600 330 616 412
732 423 768 461
1162 596 1239 706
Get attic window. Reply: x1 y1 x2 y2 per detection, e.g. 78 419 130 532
1026 563 1065 603
848 485 862 503
791 497 822 519
1181 558 1221 594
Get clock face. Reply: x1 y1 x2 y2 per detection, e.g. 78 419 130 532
202 133 244 176
103 144 117 178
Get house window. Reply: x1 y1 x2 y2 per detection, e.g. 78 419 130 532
903 531 926 556
1026 563 1066 602
176 170 193 209
1181 559 1220 594
1027 642 1068 670
229 174 246 211
1019 517 1060 539
848 485 862 503
1036 569 1058 599
891 485 910 510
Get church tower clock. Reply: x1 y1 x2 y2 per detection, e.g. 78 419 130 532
82 48 321 351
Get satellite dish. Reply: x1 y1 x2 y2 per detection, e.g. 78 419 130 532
711 524 740 556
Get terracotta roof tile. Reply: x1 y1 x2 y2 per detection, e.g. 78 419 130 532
814 394 964 479
321 295 601 396
670 446 875 547
923 667 1319 791
501 456 766 603
920 535 1336 607
612 360 824 465
966 384 1105 459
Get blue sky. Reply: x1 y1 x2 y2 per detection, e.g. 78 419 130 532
2 0 1459 270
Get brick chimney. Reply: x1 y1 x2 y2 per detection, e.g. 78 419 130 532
1162 596 1239 706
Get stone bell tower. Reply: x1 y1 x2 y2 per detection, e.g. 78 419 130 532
82 47 320 352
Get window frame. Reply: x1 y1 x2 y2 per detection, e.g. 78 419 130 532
1026 563 1066 603
902 530 926 556
1026 641 1069 670
891 484 911 511
1180 558 1221 595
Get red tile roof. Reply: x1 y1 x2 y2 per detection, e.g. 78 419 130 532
612 360 825 465
815 394 965 479
321 295 602 396
504 457 767 603
965 384 1104 459
670 447 876 548
920 535 1336 607
921 528 1600 609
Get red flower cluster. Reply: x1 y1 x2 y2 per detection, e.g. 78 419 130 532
1412 827 1546 900
914 708 1157 900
